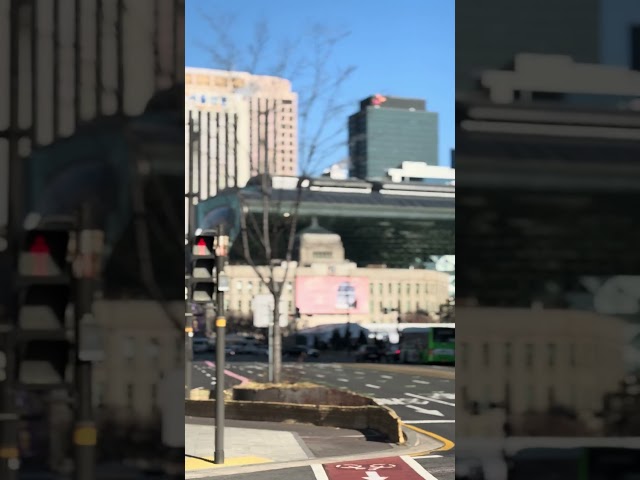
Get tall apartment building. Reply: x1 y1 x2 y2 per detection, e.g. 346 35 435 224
185 68 298 233
348 95 439 180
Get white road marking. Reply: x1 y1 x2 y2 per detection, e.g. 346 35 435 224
376 398 430 406
406 405 444 417
311 463 329 480
381 375 393 379
365 384 381 389
401 455 438 479
316 374 325 378
404 420 455 424
338 378 349 382
406 385 416 388
405 392 455 407
355 371 365 375
412 379 431 385
412 455 443 459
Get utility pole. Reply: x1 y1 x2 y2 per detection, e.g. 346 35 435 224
214 225 229 464
73 203 100 480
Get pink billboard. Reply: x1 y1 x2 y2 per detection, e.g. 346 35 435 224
295 276 370 315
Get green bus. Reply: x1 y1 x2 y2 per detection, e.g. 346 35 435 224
398 324 455 364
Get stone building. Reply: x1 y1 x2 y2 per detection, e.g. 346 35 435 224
224 220 450 328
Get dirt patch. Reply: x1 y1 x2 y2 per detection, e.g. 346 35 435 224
231 383 376 407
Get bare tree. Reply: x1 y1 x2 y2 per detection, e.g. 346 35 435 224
198 10 355 382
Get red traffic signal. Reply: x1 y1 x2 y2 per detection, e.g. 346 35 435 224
29 235 50 254
192 232 216 257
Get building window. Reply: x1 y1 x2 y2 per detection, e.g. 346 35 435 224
482 343 490 367
151 383 158 408
370 283 374 294
570 343 576 367
236 280 243 291
379 283 383 294
247 281 253 291
504 342 511 368
527 385 535 411
461 343 468 369
127 384 134 407
406 284 410 294
525 344 534 369
416 283 420 294
147 338 159 360
313 251 332 259
123 337 135 360
237 300 242 311
388 283 392 294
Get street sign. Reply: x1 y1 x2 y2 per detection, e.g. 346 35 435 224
252 294 288 328
322 456 433 480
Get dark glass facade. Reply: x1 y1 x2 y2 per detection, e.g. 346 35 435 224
348 97 438 180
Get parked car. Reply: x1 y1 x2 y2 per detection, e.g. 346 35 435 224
355 345 383 362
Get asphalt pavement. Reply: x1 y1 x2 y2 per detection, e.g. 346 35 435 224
190 353 454 480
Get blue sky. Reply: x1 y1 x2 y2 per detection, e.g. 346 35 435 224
601 0 640 67
186 0 455 172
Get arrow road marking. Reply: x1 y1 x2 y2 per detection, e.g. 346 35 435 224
405 392 455 407
363 472 387 480
406 405 444 417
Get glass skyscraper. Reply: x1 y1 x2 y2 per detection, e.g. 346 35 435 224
348 95 439 180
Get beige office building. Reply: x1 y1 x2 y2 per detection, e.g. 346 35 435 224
456 307 626 436
224 222 450 328
185 68 298 220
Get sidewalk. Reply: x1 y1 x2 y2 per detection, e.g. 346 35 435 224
185 417 443 478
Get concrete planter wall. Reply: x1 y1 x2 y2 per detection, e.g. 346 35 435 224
185 384 405 444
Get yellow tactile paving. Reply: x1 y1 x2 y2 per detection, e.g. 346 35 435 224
185 455 272 471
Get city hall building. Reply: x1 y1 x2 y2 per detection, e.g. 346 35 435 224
223 220 450 328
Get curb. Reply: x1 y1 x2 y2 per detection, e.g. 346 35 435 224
185 425 444 479
186 399 405 444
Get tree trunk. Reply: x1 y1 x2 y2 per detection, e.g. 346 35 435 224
272 297 282 383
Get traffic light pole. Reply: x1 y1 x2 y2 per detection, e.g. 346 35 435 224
214 226 228 465
185 115 198 400
1 2 23 478
73 203 97 480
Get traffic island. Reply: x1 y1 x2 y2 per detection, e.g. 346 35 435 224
185 382 405 444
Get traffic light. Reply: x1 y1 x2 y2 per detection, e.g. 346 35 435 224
188 230 216 304
15 220 74 388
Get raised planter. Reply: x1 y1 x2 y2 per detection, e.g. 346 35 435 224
185 383 405 444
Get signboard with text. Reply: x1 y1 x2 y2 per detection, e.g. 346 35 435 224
295 276 369 315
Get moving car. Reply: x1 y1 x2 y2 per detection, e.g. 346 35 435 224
355 345 382 362
384 345 401 363
283 346 320 358
192 337 210 353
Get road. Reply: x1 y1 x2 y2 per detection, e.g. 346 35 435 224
191 355 454 480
